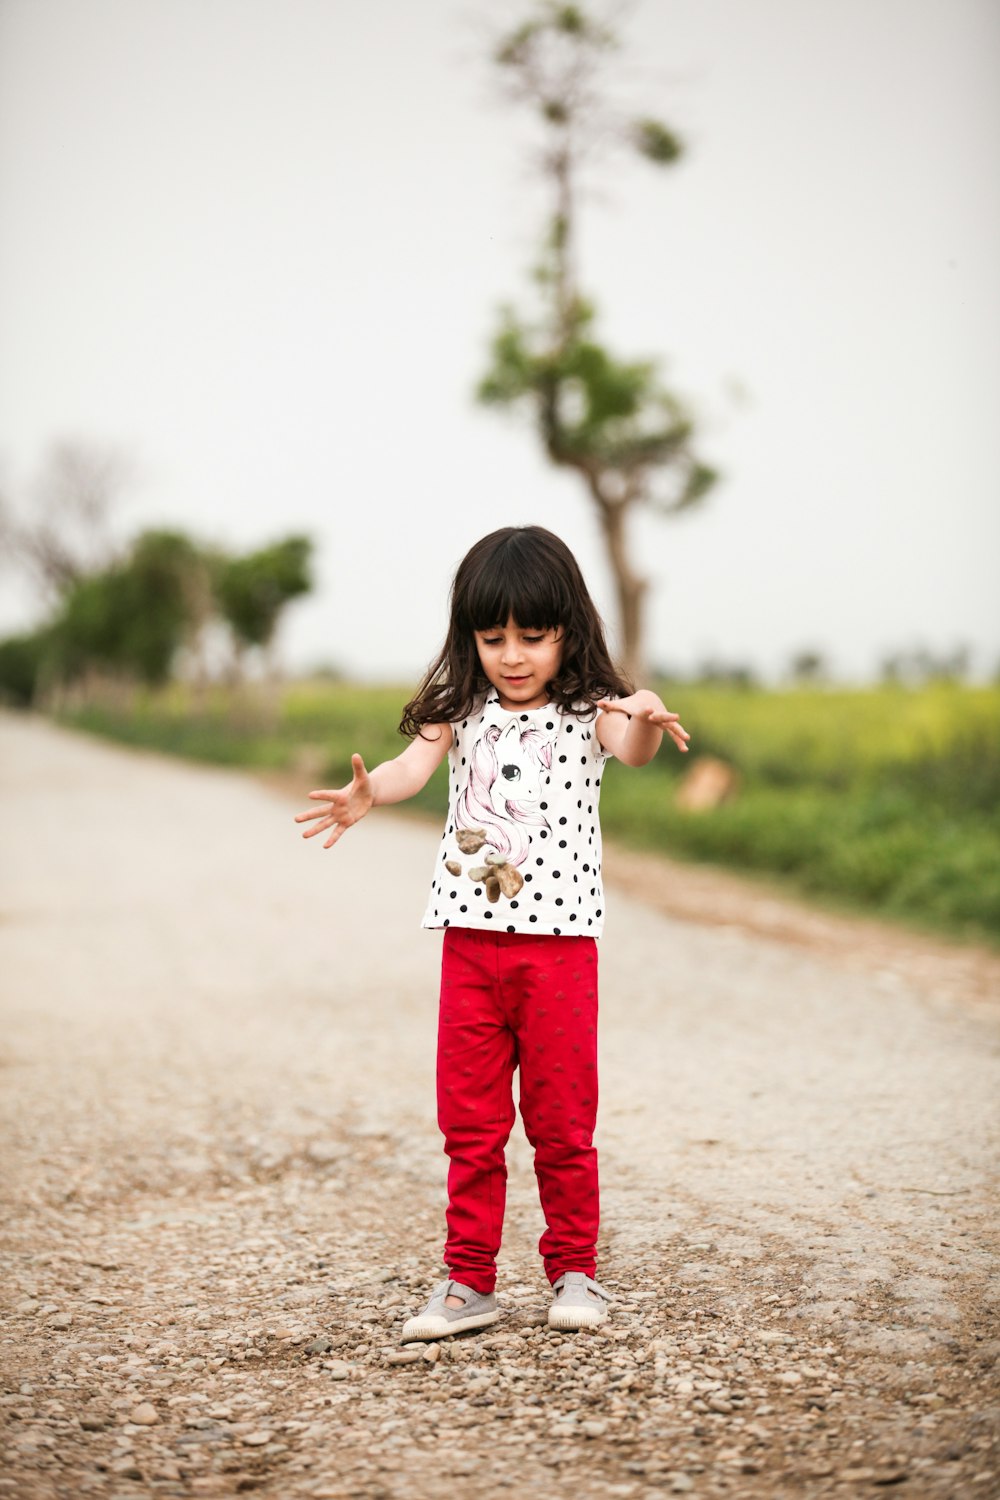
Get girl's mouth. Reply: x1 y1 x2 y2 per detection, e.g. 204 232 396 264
504 676 528 684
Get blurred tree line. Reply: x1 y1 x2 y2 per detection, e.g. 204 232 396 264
0 440 313 707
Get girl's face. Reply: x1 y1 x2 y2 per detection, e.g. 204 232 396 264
474 616 564 711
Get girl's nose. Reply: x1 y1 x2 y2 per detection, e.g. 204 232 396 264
501 640 523 665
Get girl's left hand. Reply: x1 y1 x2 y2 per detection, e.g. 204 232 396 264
597 694 691 752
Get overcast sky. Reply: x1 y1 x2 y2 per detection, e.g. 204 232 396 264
1 0 998 683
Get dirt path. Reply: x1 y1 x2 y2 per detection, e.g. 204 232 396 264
1 713 997 1500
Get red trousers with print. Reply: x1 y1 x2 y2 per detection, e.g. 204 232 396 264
436 926 600 1294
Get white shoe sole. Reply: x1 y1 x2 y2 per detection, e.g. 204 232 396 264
548 1303 608 1331
401 1308 500 1342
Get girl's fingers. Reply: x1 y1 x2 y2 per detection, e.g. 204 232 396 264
295 805 329 823
301 816 333 838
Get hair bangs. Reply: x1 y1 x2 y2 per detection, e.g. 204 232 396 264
459 534 572 633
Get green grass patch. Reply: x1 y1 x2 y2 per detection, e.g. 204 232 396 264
52 678 1000 945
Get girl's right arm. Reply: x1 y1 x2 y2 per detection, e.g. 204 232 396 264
293 725 451 849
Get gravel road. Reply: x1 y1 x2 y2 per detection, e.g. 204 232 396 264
1 712 998 1500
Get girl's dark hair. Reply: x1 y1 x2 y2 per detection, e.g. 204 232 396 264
400 525 633 737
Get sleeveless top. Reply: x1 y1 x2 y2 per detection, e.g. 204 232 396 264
421 691 613 938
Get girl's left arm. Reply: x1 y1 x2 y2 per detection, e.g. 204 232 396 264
595 690 690 767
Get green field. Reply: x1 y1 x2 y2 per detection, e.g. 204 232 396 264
54 678 1000 945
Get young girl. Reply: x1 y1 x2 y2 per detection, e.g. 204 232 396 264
295 526 689 1338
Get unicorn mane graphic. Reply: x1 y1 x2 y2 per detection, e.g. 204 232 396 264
456 719 555 867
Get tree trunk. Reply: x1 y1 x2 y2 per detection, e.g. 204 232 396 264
596 498 647 684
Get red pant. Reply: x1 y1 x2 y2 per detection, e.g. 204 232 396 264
436 926 600 1293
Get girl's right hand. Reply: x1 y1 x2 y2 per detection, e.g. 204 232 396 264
293 753 374 848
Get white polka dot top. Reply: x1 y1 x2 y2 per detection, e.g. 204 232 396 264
421 692 614 938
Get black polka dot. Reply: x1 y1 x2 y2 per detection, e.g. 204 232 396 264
520 714 528 721
507 925 515 933
540 801 548 810
553 927 561 935
510 900 519 909
555 898 563 907
559 755 567 763
552 871 561 879
535 858 543 866
443 918 450 926
546 721 554 730
529 914 538 923
460 905 468 913
559 816 567 825
534 892 542 901
559 840 567 848
566 725 573 733
484 911 493 920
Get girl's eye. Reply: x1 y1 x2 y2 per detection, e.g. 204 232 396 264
482 636 502 646
523 635 544 644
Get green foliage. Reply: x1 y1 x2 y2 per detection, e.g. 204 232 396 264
633 118 683 164
0 525 316 695
53 680 1000 945
49 529 202 686
0 629 53 706
495 4 615 67
214 536 313 650
478 301 706 480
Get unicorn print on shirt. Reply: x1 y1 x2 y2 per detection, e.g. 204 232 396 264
455 718 556 867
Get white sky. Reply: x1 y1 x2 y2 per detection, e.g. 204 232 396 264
1 0 998 683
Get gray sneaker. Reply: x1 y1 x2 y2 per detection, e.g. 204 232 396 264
547 1272 612 1330
400 1278 500 1342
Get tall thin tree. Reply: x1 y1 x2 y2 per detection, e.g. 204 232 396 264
477 2 717 679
